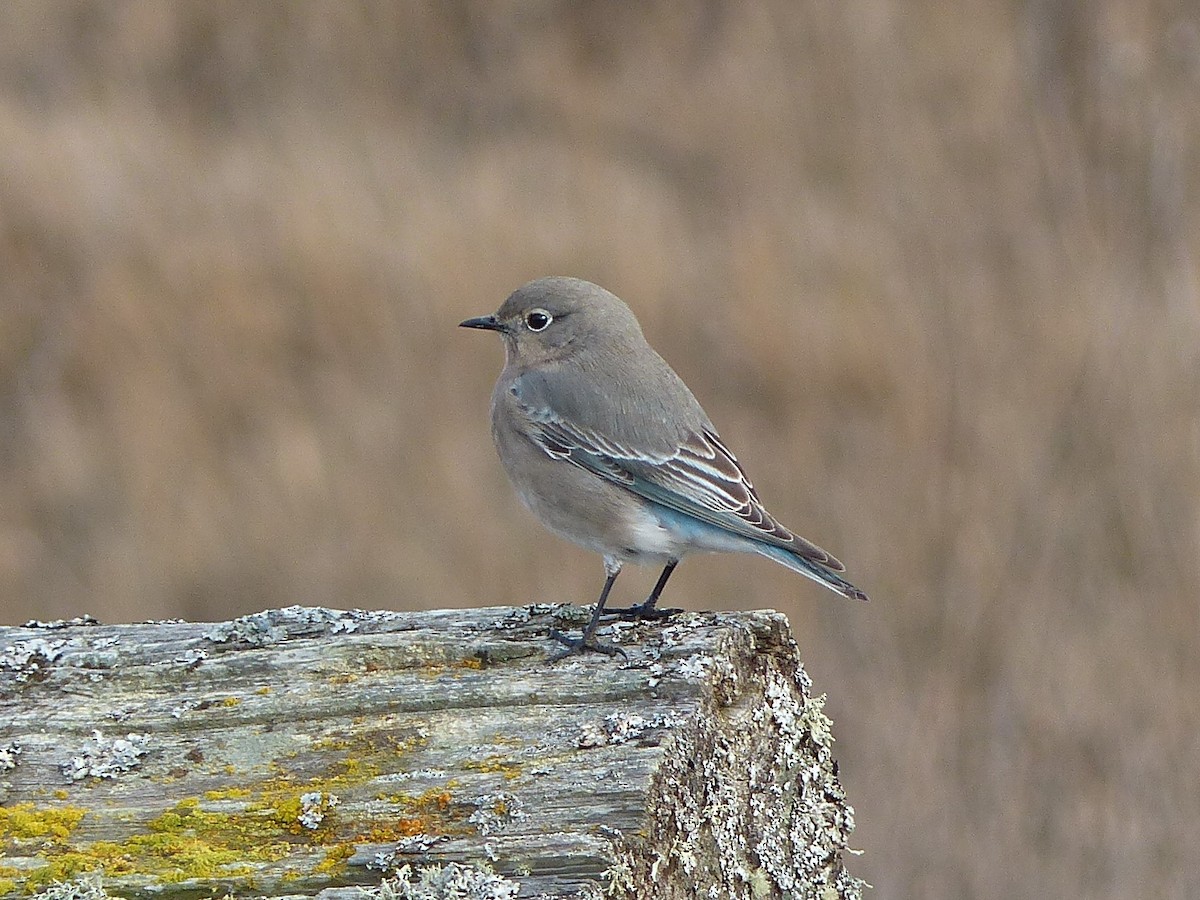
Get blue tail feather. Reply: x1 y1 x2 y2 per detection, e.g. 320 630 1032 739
752 543 869 601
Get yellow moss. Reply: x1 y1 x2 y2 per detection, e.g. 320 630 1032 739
463 755 522 781
423 790 453 812
4 779 472 895
4 724 456 893
265 794 304 832
313 727 422 764
311 736 350 752
334 757 380 782
255 685 272 695
119 833 250 881
203 787 253 801
221 696 242 707
0 803 86 843
313 843 354 875
19 830 258 892
377 780 460 805
146 798 291 854
53 789 70 801
11 794 301 891
21 859 99 894
263 759 378 806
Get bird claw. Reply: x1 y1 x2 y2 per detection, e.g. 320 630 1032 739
602 603 683 622
547 629 628 661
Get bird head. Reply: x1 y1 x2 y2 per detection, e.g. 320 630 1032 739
460 276 646 369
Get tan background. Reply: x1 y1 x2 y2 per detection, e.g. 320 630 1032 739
2 3 1198 898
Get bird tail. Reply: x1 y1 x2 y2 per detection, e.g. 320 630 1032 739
753 543 869 601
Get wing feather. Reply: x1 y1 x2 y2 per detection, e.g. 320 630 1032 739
523 404 844 570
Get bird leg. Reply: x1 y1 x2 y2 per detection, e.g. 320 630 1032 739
603 560 682 621
548 565 628 660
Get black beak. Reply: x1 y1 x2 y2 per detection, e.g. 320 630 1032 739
459 314 504 332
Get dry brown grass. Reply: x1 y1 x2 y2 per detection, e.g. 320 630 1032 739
2 3 1198 897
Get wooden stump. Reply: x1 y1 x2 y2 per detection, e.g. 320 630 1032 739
0 605 862 899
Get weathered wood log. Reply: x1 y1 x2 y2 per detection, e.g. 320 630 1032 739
0 605 862 899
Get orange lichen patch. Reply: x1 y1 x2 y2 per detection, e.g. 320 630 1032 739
363 788 467 842
364 817 429 841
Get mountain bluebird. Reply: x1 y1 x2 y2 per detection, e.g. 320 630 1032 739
461 276 867 659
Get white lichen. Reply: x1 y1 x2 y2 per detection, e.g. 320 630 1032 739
467 790 525 836
1 637 67 682
61 730 150 781
623 618 864 900
33 872 108 899
23 615 100 630
174 647 209 667
0 741 21 772
360 862 519 899
675 654 713 682
204 613 285 646
298 790 339 829
382 767 448 783
203 606 379 645
578 711 684 748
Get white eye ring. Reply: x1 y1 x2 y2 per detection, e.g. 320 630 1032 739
525 309 553 332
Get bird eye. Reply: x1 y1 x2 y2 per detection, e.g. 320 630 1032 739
525 309 553 332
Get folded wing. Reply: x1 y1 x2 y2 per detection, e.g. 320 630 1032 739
525 407 846 572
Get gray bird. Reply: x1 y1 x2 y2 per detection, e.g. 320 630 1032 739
461 276 867 658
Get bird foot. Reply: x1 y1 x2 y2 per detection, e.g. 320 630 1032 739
602 602 683 622
547 629 628 662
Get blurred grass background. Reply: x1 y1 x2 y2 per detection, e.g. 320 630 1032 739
1 2 1198 897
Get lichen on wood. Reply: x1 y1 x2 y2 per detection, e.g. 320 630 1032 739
0 605 862 899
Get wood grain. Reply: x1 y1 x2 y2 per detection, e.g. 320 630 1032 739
0 606 862 899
